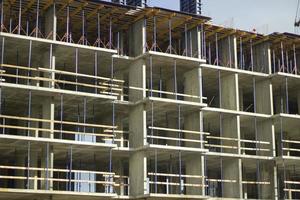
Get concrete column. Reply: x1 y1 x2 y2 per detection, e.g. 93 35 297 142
219 35 237 68
44 5 57 40
184 111 205 195
220 73 239 110
253 42 271 73
114 160 125 195
129 19 146 57
184 68 202 103
221 114 242 198
129 59 146 102
129 55 147 197
40 98 54 190
255 79 273 115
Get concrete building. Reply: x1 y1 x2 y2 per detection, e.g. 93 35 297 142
0 0 298 199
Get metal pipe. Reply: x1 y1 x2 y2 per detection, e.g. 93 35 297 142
18 0 22 34
240 37 243 69
60 94 63 139
273 50 276 73
97 11 100 47
46 142 49 190
0 0 4 31
281 42 284 72
75 48 78 91
216 33 219 66
94 51 98 94
26 141 31 189
154 149 157 193
35 0 40 37
168 18 172 53
109 17 112 49
174 59 177 100
184 24 187 56
150 55 153 96
228 36 232 67
285 77 289 113
66 6 70 42
250 39 254 71
68 146 73 191
153 16 157 51
294 44 297 74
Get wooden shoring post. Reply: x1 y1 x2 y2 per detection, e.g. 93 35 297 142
35 0 40 38
294 44 297 74
281 42 284 72
250 39 254 71
203 25 206 59
167 18 172 54
26 18 29 36
81 8 85 45
9 8 12 33
60 93 63 139
18 0 22 35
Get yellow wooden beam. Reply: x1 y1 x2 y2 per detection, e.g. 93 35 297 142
22 0 36 14
205 26 225 38
86 5 104 20
42 0 53 11
57 0 74 14
159 16 192 37
70 1 88 17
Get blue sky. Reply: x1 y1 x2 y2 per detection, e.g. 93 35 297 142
148 0 297 34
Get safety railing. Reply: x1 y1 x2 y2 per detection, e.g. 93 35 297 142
282 139 300 157
206 135 271 156
147 172 206 195
0 64 124 99
0 114 127 146
0 165 118 194
147 126 209 150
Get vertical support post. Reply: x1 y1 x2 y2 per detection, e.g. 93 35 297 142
97 11 100 47
94 51 98 94
281 42 284 72
173 59 177 100
60 94 63 139
294 44 297 74
0 0 4 32
168 18 172 53
149 56 153 97
18 0 22 34
184 24 188 56
26 141 31 189
27 90 32 137
240 37 243 69
285 77 289 114
27 40 32 85
153 16 157 51
75 48 78 91
35 0 40 37
109 17 112 49
66 5 70 42
68 146 73 191
273 50 276 73
216 33 219 66
250 39 254 71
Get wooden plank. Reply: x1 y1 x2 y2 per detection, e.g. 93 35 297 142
148 126 209 135
147 135 206 144
148 172 204 179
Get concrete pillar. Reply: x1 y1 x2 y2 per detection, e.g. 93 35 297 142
222 158 242 198
128 19 146 57
113 160 125 195
184 68 202 103
129 59 146 102
40 98 54 190
255 79 273 115
129 56 147 197
220 73 239 110
44 5 57 40
184 111 205 195
253 42 271 73
219 35 237 68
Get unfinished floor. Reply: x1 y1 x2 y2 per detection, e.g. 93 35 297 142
0 0 298 199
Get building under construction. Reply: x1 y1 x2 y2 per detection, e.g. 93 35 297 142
0 0 298 199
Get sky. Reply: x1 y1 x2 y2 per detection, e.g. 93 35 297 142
147 0 297 34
